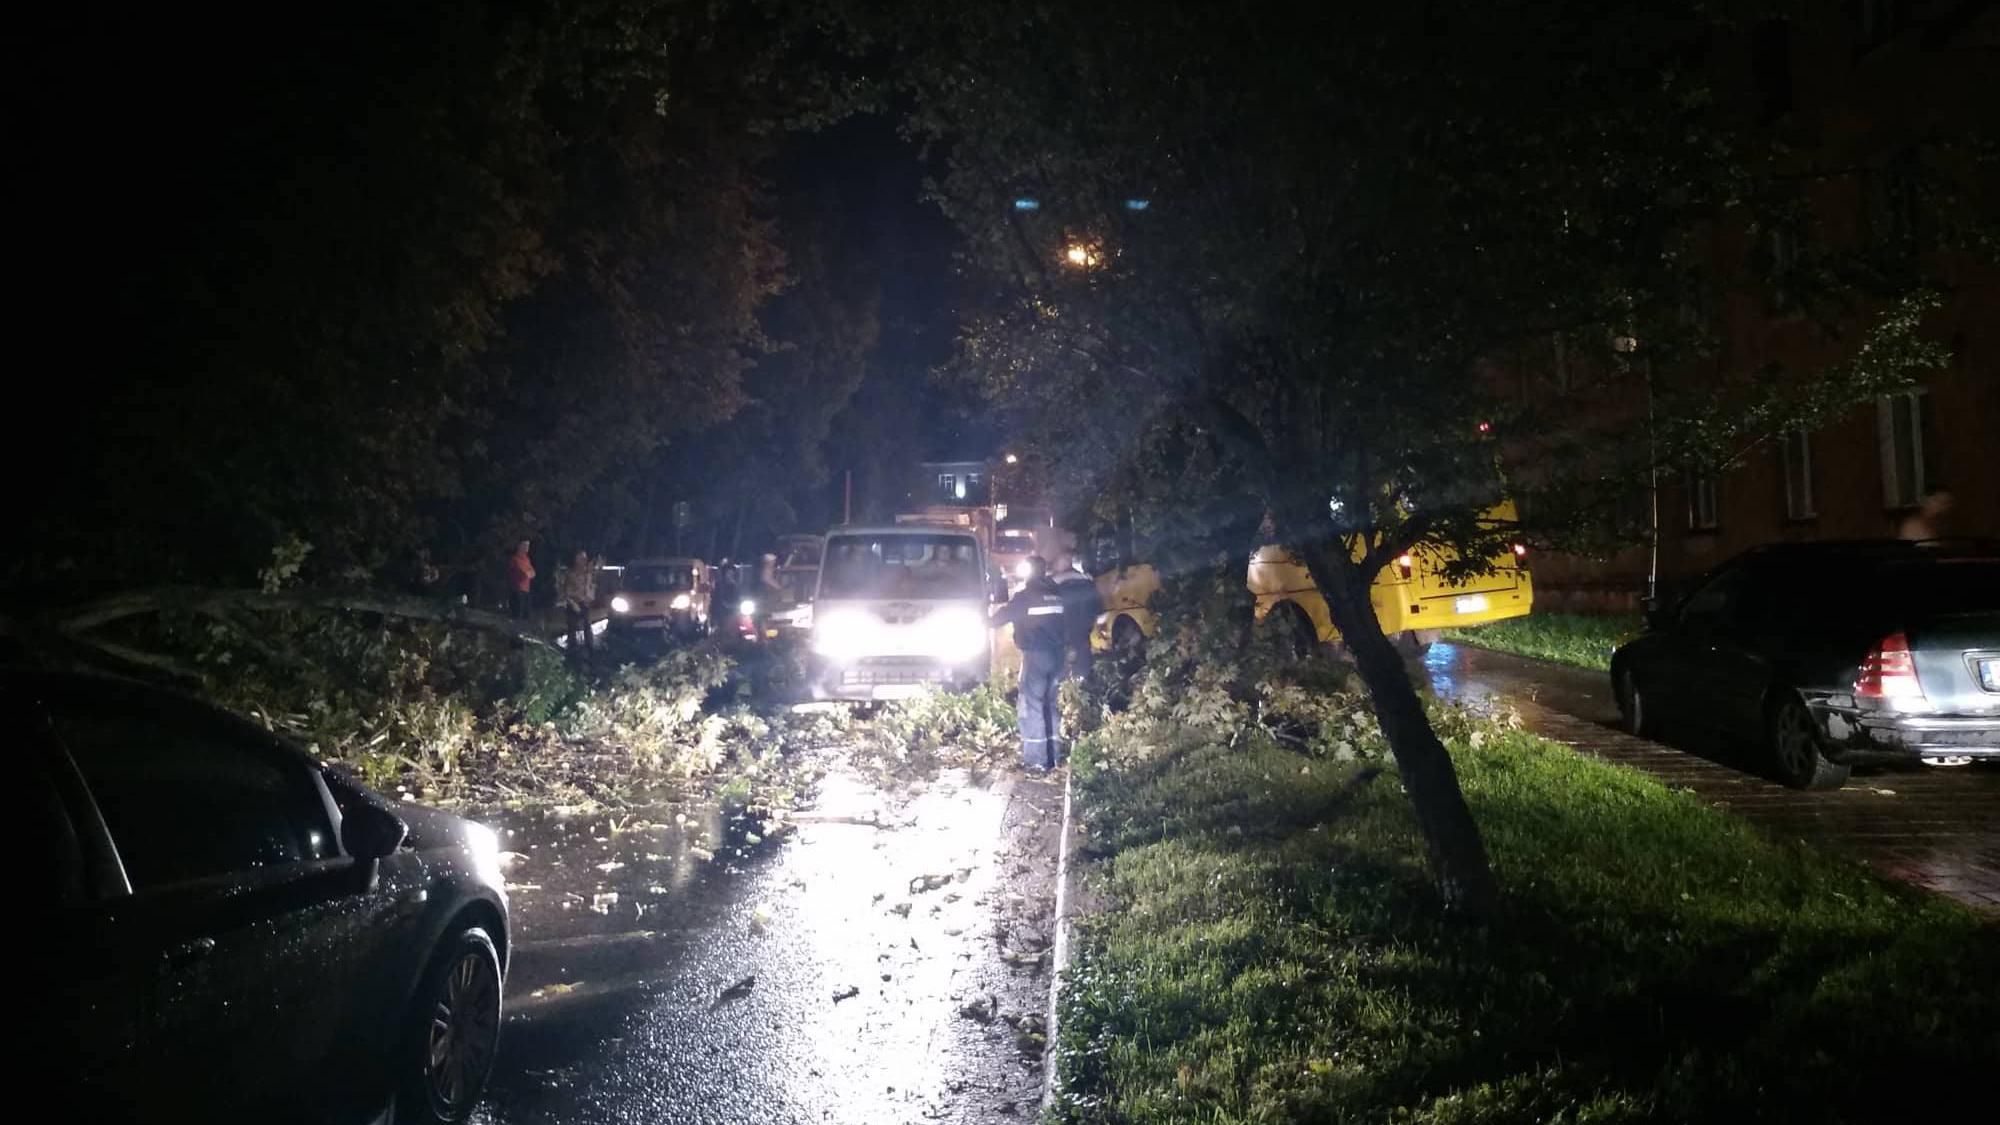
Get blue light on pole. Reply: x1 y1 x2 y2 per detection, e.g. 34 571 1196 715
1014 198 1041 211
1124 198 1151 211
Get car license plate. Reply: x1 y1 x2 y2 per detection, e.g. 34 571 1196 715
1454 595 1489 614
1979 658 1999 693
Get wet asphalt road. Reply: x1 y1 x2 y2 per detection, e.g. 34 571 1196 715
1424 642 2000 911
473 758 1064 1124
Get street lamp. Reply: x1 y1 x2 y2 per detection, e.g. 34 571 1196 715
1061 242 1100 268
1003 452 1019 464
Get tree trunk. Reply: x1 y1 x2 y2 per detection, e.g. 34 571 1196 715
53 587 554 647
1304 543 1498 916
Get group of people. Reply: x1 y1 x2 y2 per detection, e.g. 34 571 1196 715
990 534 1103 774
507 539 601 656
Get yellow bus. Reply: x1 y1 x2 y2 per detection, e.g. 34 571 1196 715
1092 504 1533 653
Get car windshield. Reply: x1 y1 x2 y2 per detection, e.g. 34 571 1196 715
626 564 695 593
993 528 1039 556
820 534 984 599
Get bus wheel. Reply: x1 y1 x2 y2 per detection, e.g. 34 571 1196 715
1111 616 1145 656
1264 603 1317 661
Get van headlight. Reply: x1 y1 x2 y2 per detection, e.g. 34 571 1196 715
670 593 692 610
918 608 987 663
739 599 757 616
610 595 631 613
813 610 879 661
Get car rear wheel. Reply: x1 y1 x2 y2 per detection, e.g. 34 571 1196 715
1769 694 1851 791
1111 616 1145 656
1615 668 1654 738
401 926 503 1124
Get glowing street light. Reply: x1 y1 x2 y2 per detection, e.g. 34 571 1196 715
1061 242 1100 268
1003 452 1019 464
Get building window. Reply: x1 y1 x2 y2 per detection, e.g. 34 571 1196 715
1855 0 1907 48
1687 470 1720 531
1870 151 1923 250
1877 389 1939 508
936 472 959 503
1782 429 1816 520
964 472 984 499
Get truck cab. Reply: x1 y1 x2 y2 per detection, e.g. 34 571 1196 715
808 527 995 701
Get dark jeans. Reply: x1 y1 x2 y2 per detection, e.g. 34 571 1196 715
1018 646 1064 769
565 605 594 654
510 591 531 620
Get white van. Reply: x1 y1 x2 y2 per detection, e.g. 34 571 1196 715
808 526 994 701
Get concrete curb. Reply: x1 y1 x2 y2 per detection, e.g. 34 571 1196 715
1042 766 1079 1110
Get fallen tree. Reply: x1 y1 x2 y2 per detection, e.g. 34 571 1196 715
6 586 554 686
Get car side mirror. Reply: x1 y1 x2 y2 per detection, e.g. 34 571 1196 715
342 799 408 861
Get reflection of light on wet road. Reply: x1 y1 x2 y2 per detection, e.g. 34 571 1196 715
786 772 1013 1122
1424 641 1618 723
1421 641 1465 701
476 767 1040 1124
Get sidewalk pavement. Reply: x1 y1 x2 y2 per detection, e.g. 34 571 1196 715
1424 641 2000 914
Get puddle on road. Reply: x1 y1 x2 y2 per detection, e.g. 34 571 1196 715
482 787 786 1008
476 765 1059 1125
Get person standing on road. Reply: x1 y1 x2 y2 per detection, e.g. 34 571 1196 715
558 548 597 657
714 559 740 632
507 540 536 620
759 552 787 605
1048 535 1102 681
991 556 1067 772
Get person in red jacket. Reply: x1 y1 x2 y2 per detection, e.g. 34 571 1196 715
508 539 536 620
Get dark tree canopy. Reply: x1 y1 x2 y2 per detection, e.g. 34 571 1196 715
9 2 846 593
867 0 1962 908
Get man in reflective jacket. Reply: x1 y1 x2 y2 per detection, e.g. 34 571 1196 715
1048 536 1102 681
991 556 1067 771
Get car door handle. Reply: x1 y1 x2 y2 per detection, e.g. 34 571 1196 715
164 936 216 967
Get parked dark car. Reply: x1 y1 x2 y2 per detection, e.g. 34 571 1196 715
1610 540 2000 789
19 670 509 1123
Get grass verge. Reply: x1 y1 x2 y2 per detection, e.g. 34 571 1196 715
1443 612 1640 671
1053 716 1999 1124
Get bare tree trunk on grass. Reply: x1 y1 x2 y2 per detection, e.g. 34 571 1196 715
1305 544 1498 916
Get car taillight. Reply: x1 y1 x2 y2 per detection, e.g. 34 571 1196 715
1855 631 1925 700
1396 553 1415 580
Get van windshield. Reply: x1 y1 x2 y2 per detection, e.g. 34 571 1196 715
626 564 695 593
820 534 985 600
